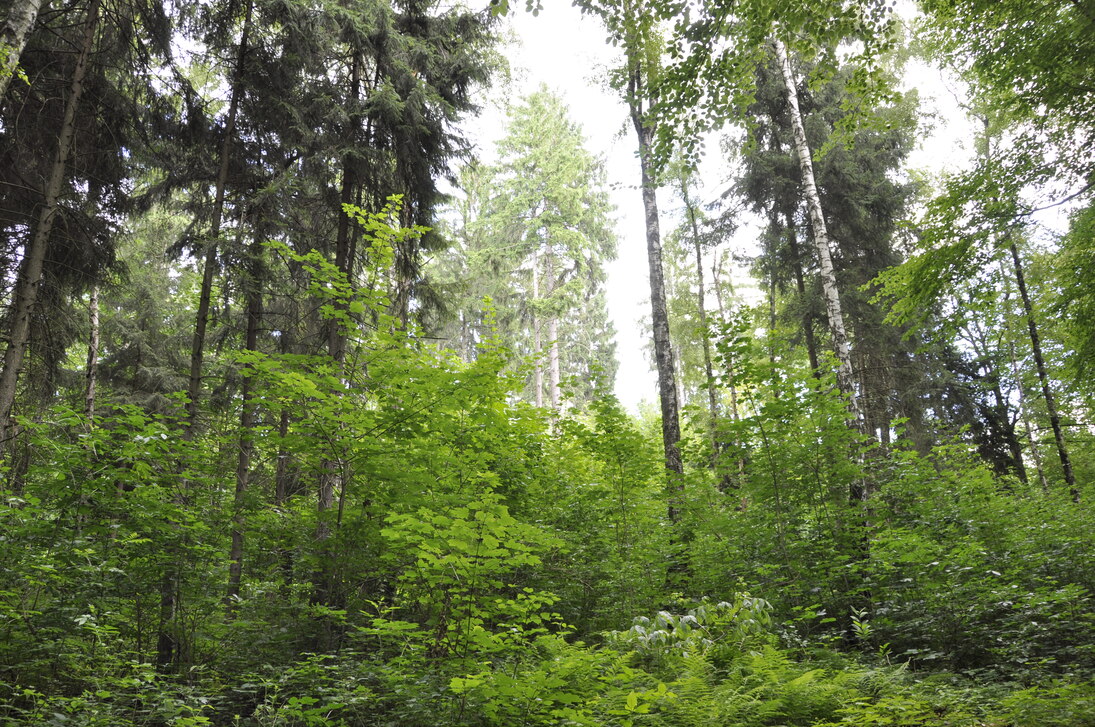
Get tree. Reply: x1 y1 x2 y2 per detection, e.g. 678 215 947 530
666 161 721 448
875 111 1080 501
772 38 861 427
0 0 102 453
0 0 44 102
918 0 1095 190
577 0 685 506
481 88 617 410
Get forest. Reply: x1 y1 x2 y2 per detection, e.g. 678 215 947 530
0 0 1093 724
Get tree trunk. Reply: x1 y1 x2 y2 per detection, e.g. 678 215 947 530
227 237 262 607
328 50 360 366
785 208 821 376
314 50 364 603
532 248 543 408
0 0 44 103
1006 334 1048 491
0 0 99 456
681 181 719 445
628 73 684 516
84 284 99 422
766 245 778 368
160 1 251 669
186 0 251 433
546 243 561 410
968 316 1028 484
773 37 862 427
711 258 745 489
711 258 741 425
1009 241 1078 501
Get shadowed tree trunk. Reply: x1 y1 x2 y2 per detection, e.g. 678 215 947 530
1009 241 1077 501
680 177 719 450
1005 330 1048 491
785 208 821 376
186 0 252 433
546 242 561 410
315 49 364 605
980 117 1075 500
160 0 252 669
532 248 543 408
85 284 99 422
0 0 100 456
227 235 263 606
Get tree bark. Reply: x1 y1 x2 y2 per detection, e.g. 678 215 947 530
532 248 543 408
314 50 364 604
0 0 99 455
1006 333 1048 492
628 71 684 514
186 0 252 434
785 208 821 376
546 243 561 410
773 37 862 428
227 237 262 607
711 258 741 425
0 0 44 104
1009 241 1078 501
160 0 251 669
681 180 719 445
85 284 99 422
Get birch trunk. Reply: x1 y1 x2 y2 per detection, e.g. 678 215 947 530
0 0 44 103
0 0 99 454
773 38 862 426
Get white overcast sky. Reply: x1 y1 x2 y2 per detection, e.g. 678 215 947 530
460 3 981 413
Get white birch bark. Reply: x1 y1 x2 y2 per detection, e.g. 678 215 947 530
0 0 44 102
773 37 862 427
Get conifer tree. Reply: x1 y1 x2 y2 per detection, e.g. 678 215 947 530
0 0 178 452
483 89 617 410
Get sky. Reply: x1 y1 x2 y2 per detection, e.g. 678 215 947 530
462 3 981 413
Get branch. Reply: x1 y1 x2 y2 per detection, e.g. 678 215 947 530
1021 180 1095 217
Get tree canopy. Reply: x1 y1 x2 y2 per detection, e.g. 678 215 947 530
0 0 1093 724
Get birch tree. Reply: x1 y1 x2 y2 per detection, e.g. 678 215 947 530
0 0 44 102
772 37 862 426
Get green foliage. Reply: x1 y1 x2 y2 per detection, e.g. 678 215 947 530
1057 203 1095 382
3 1 1095 726
379 493 565 659
1000 681 1095 727
430 89 618 406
